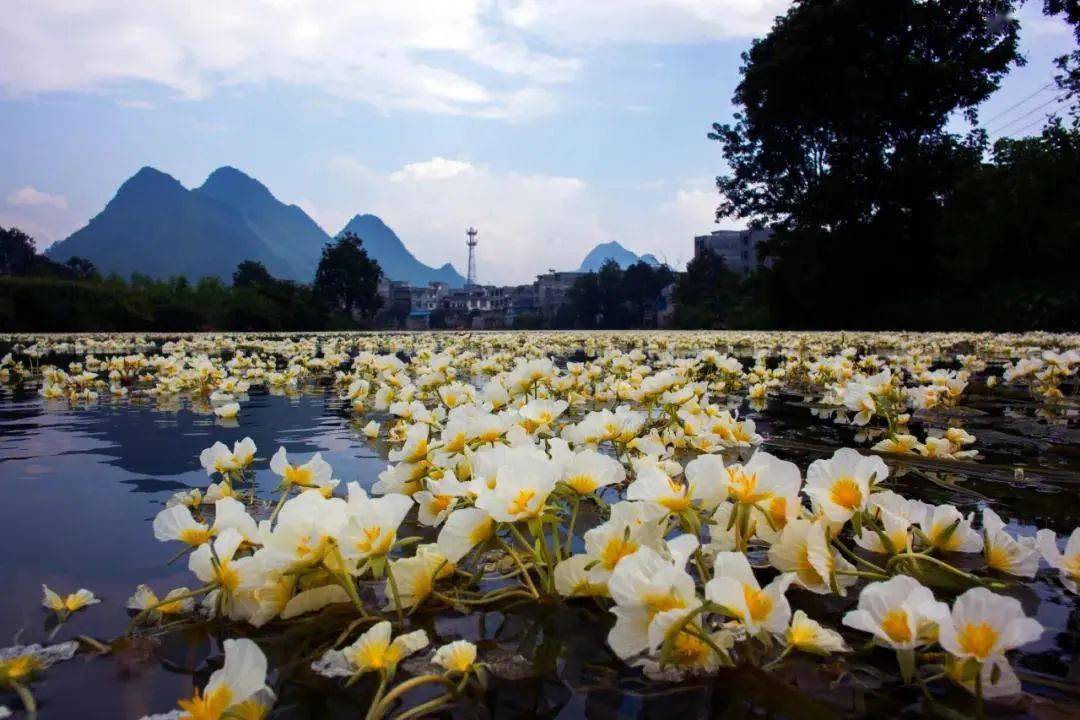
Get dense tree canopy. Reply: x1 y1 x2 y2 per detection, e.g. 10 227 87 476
560 260 675 329
704 0 1080 329
313 232 383 323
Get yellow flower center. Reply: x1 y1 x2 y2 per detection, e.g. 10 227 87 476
508 489 537 517
830 477 862 510
787 623 816 648
881 609 912 644
599 536 639 570
727 469 763 503
565 474 598 494
283 465 314 487
0 655 42 683
180 527 214 546
643 591 686 619
178 686 233 720
670 629 710 667
957 622 999 659
986 545 1010 571
767 496 788 529
742 585 773 622
217 562 241 594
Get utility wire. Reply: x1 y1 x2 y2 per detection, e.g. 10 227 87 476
999 110 1062 140
982 82 1055 124
987 93 1067 136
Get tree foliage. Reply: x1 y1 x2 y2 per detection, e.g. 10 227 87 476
560 260 675 329
705 0 1068 329
313 232 383 323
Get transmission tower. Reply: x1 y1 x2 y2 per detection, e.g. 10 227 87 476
465 227 478 286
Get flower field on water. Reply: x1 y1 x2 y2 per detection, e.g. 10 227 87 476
1 330 1080 719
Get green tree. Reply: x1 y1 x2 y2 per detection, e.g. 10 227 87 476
313 232 383 323
711 0 1021 327
233 260 275 288
672 251 743 328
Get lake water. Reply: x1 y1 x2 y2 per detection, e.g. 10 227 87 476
2 354 1080 718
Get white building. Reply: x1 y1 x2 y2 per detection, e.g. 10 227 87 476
693 229 772 276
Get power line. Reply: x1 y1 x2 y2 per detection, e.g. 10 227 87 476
982 82 1054 124
987 93 1067 136
1000 110 1061 140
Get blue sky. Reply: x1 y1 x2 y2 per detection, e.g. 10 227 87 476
0 1 1074 284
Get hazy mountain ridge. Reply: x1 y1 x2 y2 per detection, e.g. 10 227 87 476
577 241 660 272
45 166 464 286
337 214 466 287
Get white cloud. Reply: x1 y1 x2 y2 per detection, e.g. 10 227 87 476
500 0 790 45
0 0 579 119
390 157 476 183
0 0 783 118
116 99 156 110
326 158 732 283
6 186 68 210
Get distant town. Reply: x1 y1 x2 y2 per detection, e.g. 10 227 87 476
377 227 770 330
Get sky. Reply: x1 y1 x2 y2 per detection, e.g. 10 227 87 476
0 1 1074 285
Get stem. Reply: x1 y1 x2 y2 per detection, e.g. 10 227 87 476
364 671 389 720
495 534 540 598
371 674 457 720
763 646 793 671
270 483 292 524
831 539 887 574
11 681 36 714
386 564 405 624
834 569 890 581
391 694 454 720
329 543 368 617
564 495 581 556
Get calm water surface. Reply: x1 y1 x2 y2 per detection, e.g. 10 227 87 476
2 381 1080 718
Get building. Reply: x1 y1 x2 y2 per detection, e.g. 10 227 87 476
693 229 772 276
534 271 586 320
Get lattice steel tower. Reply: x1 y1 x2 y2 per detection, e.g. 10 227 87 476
465 227 478 286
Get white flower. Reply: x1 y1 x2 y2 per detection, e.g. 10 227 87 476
842 576 946 650
41 585 100 616
436 507 494 563
804 448 888 523
705 552 795 636
313 621 428 678
559 449 625 495
432 640 478 674
606 546 699 659
173 639 271 718
935 587 1042 662
213 402 240 419
339 482 414 566
474 449 560 523
269 447 334 492
767 519 856 596
1036 527 1080 593
786 610 848 654
153 505 213 547
919 504 982 553
982 508 1038 578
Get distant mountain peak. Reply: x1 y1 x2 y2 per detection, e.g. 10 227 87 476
46 166 467 287
577 241 659 272
339 214 466 287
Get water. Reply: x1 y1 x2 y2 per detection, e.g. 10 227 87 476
2 369 1079 718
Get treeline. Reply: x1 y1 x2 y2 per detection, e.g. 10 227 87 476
548 260 675 330
673 0 1080 332
0 229 382 331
